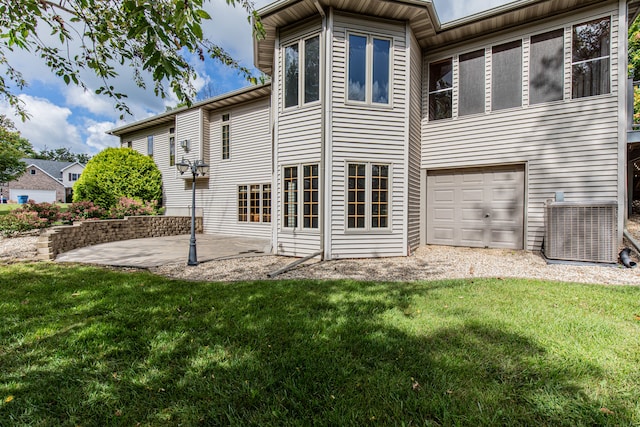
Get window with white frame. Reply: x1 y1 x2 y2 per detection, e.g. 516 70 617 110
530 29 564 104
284 34 320 109
238 183 271 223
68 173 80 181
282 164 319 229
492 40 522 111
348 34 391 105
458 50 485 116
347 163 389 229
572 17 610 98
222 113 230 160
428 58 453 120
147 135 154 157
169 127 175 167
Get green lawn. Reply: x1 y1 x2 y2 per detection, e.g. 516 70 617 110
1 263 639 426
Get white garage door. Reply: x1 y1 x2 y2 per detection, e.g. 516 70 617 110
10 189 57 203
427 165 524 249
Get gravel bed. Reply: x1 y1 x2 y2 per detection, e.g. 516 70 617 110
3 227 640 285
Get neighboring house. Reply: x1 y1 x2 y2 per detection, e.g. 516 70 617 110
3 159 85 203
109 0 639 261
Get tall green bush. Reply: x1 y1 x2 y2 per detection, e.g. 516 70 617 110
73 147 162 209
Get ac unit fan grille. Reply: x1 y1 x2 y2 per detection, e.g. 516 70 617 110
544 202 617 263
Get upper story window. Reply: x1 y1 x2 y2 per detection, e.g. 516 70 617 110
492 40 522 111
169 127 175 167
147 135 154 157
222 113 230 160
348 34 391 105
572 17 610 98
68 173 80 181
284 35 320 109
458 50 485 116
126 141 132 149
30 169 36 175
428 59 453 120
530 29 564 104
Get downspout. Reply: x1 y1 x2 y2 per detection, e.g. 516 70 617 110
619 0 629 240
316 0 327 261
323 6 334 261
272 29 280 255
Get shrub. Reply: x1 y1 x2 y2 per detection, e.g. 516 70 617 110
0 210 47 236
73 147 162 210
18 201 61 225
60 201 107 223
109 197 159 219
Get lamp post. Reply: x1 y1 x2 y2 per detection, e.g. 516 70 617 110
176 158 210 266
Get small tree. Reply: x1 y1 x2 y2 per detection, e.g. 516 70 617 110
73 147 162 210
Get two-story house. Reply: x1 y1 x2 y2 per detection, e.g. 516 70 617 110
109 0 638 262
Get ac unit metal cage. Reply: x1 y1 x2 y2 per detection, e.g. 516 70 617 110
544 201 618 263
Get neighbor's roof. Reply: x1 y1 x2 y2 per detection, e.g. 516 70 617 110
108 83 271 137
22 159 79 182
254 0 630 74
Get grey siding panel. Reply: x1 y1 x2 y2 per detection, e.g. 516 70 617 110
408 30 422 251
275 22 323 257
203 98 272 239
330 14 408 259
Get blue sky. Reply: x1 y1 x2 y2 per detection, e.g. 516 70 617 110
0 0 512 155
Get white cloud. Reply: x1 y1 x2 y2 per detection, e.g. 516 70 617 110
84 120 121 152
64 85 115 116
0 95 84 153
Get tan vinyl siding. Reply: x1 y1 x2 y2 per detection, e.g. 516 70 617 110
408 30 422 252
423 4 620 251
330 13 408 259
275 21 323 257
176 109 202 162
202 98 272 238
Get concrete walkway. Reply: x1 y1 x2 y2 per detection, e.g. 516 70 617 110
55 234 272 268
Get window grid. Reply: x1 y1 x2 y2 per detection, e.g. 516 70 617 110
284 167 298 228
348 163 366 229
250 185 261 222
238 185 248 222
303 164 319 229
222 114 230 160
371 165 388 228
262 184 271 223
169 136 175 166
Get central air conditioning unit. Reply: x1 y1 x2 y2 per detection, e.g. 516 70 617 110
544 201 618 264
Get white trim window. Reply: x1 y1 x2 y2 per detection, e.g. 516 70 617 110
572 16 610 98
428 58 453 120
284 34 320 109
238 184 271 223
169 127 175 166
347 33 392 105
221 113 230 160
282 164 319 230
529 29 564 104
147 135 154 157
491 40 522 111
347 162 390 230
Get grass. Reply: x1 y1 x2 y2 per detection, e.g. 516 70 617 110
0 263 639 426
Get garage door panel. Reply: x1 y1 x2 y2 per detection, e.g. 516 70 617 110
10 189 57 203
427 165 524 249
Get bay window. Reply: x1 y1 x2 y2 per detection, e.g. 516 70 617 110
347 163 389 230
284 34 320 109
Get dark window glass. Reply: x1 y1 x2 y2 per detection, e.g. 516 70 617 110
284 44 299 108
530 29 564 104
348 35 367 102
371 164 388 228
458 49 485 116
428 59 453 120
169 137 175 166
572 17 610 98
262 184 271 223
238 186 248 222
305 36 320 103
372 38 390 104
492 40 522 111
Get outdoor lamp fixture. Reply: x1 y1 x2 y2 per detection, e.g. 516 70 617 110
176 158 210 266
